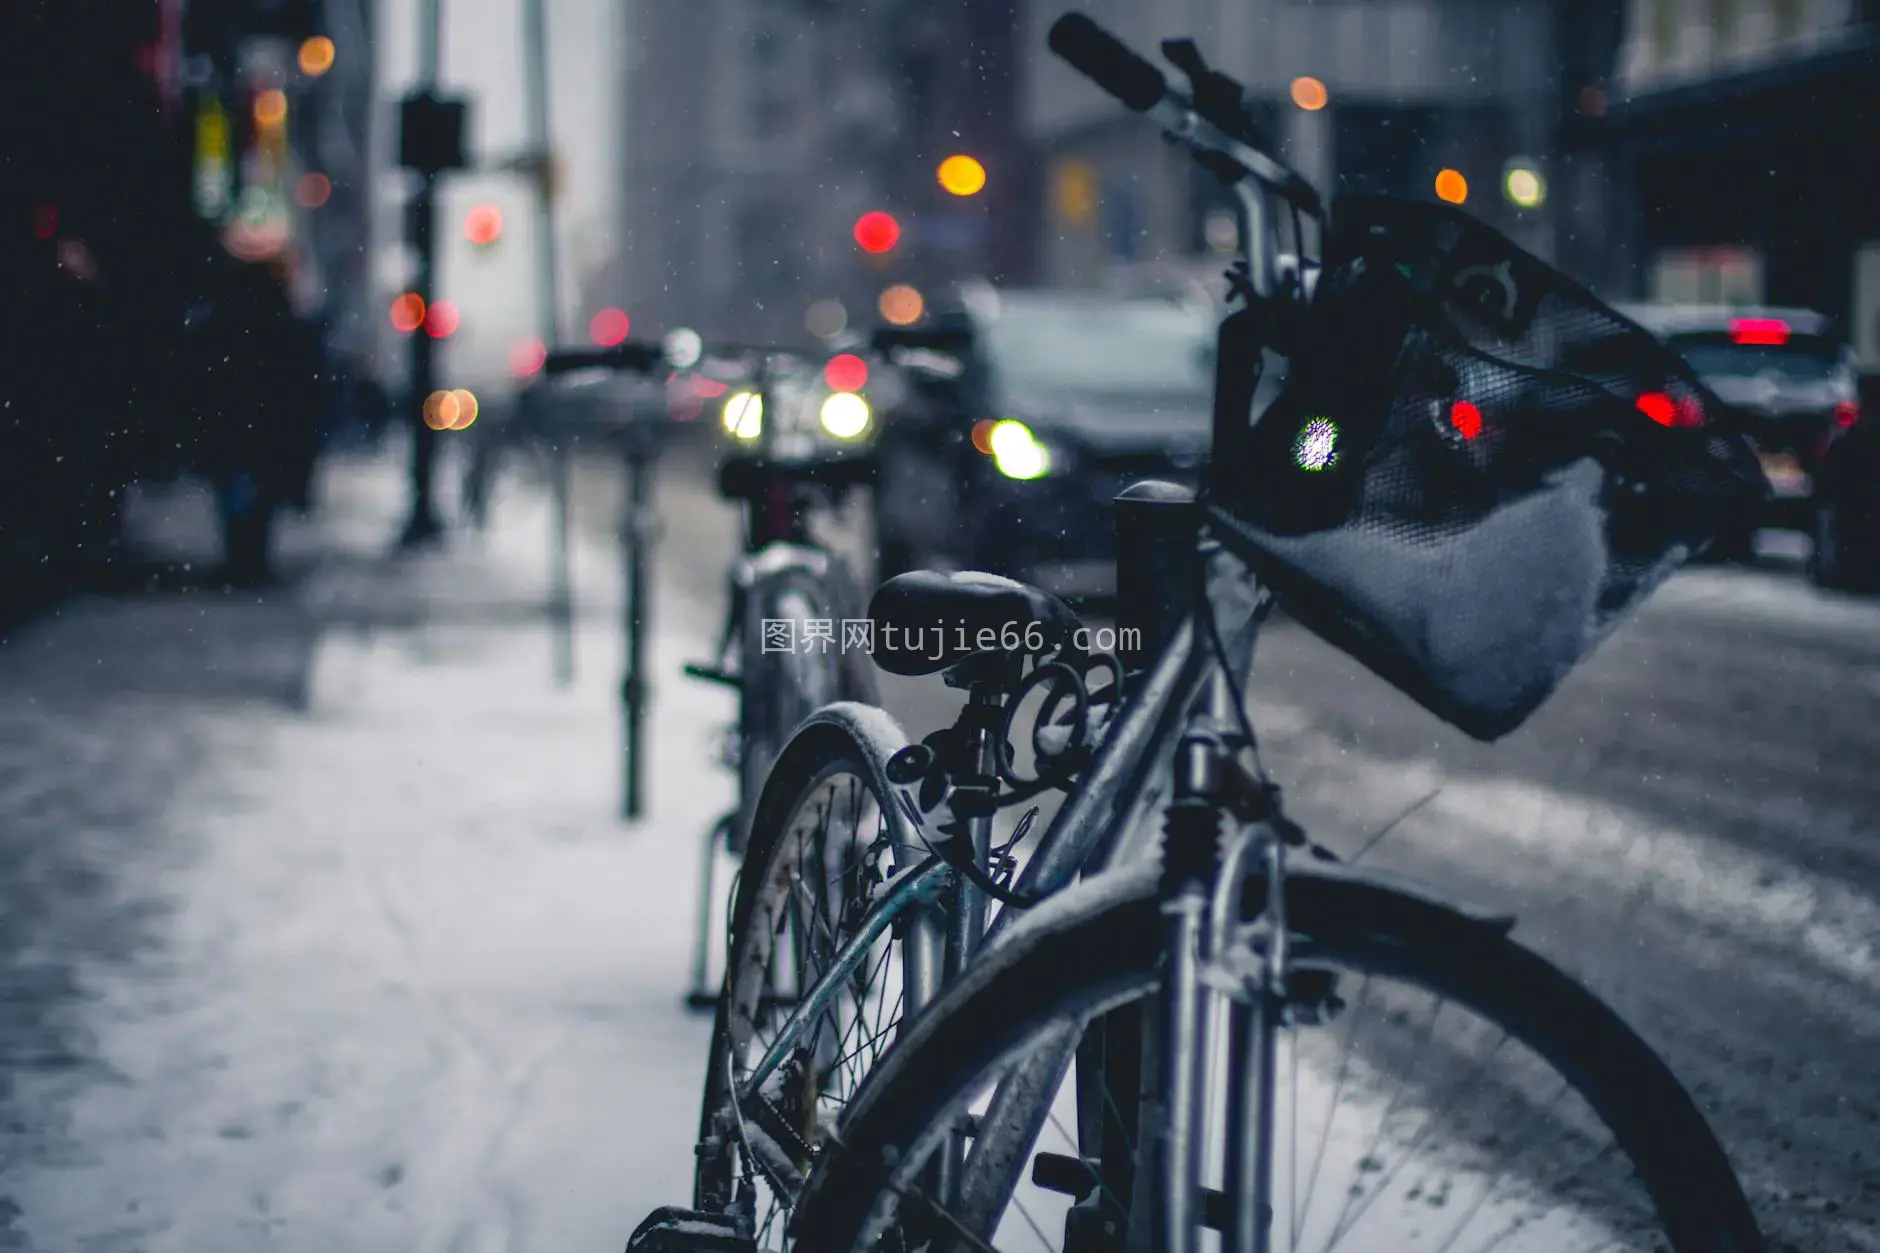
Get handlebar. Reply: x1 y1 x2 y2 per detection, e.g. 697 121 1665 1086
1047 13 1321 219
543 341 664 376
1045 12 1165 112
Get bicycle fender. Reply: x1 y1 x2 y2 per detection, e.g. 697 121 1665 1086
734 542 831 587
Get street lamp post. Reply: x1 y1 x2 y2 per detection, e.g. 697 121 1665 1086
397 0 461 547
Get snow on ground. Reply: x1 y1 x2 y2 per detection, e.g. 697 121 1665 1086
7 449 736 1253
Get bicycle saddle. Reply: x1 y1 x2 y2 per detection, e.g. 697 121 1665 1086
867 570 1080 677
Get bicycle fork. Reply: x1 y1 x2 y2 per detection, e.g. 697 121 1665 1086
1142 666 1286 1253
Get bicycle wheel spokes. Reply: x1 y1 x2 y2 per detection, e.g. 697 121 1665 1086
714 760 910 1241
828 966 1673 1253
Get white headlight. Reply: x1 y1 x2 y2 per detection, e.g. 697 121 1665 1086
988 419 1051 480
723 391 763 440
819 391 871 439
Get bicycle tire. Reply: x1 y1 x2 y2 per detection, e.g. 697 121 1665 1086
694 702 924 1224
733 560 875 854
791 861 1764 1252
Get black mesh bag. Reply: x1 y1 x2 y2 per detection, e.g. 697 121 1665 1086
1207 196 1768 740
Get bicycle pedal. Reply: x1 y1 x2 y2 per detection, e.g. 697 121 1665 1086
623 1206 754 1252
684 662 742 690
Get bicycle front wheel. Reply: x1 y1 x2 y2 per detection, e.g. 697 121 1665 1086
694 703 927 1244
791 862 1764 1252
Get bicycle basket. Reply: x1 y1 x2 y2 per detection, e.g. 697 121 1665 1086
1207 195 1768 740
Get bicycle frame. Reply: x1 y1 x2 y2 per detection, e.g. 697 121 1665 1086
728 125 1310 1248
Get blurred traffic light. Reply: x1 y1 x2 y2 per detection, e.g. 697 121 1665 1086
824 353 868 393
424 300 461 339
1290 77 1328 111
854 211 901 254
1434 168 1469 205
1503 162 1546 209
298 35 336 77
465 204 504 248
937 155 986 197
390 292 426 333
590 308 631 346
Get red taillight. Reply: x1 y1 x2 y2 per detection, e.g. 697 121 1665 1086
1637 391 1703 428
1729 317 1789 346
1449 400 1483 440
1834 400 1861 429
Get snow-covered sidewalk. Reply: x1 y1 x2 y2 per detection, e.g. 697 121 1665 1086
5 448 736 1253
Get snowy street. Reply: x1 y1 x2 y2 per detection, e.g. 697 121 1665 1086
0 442 732 1252
1 435 1877 1252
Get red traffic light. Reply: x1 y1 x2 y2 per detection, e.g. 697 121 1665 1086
824 353 868 393
854 211 900 255
465 204 503 247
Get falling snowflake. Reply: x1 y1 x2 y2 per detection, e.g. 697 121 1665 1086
1293 417 1341 471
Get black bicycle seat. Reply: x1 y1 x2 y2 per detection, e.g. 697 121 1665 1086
867 570 1080 677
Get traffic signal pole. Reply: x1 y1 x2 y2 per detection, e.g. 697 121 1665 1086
400 0 446 547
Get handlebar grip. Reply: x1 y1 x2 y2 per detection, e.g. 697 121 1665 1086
543 341 663 375
1047 14 1167 113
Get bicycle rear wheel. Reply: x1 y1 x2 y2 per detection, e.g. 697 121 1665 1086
791 862 1764 1252
734 560 878 854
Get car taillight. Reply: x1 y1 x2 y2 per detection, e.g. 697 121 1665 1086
1729 317 1790 346
1834 400 1860 429
1637 391 1704 428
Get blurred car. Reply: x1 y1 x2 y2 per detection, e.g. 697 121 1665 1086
869 284 1218 595
1610 303 1875 586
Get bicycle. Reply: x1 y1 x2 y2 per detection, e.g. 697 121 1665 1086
629 17 1770 1252
672 340 881 1008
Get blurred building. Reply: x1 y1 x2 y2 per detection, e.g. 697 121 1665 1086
1587 0 1880 372
1020 0 1561 287
616 0 1027 344
617 0 895 344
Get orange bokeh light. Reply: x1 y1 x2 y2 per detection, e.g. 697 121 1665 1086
1290 76 1328 111
422 390 461 431
447 389 480 430
936 154 987 197
878 284 924 326
1434 168 1469 204
390 292 426 333
298 36 336 77
253 89 288 128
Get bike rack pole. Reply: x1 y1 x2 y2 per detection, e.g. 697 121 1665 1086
620 421 657 819
550 438 576 685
